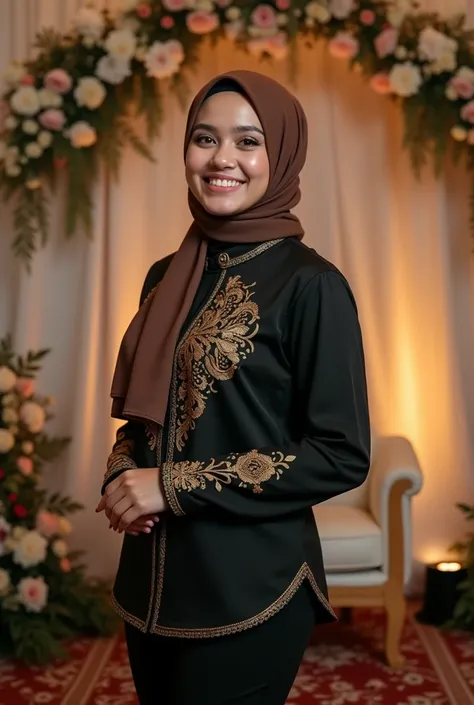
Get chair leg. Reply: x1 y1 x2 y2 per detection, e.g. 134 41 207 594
385 594 406 669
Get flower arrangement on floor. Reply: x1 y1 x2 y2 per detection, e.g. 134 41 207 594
0 336 117 665
0 0 474 264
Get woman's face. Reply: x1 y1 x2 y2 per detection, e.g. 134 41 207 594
185 91 270 216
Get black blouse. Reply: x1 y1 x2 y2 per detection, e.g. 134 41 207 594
103 237 371 638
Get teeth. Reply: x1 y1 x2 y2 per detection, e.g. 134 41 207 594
209 178 241 188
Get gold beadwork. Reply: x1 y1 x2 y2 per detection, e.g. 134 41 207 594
218 252 230 268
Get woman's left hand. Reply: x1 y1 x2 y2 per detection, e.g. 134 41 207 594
96 468 169 533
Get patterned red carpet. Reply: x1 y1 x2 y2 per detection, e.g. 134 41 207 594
1 609 474 704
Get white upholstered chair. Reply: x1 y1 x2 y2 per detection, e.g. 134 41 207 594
313 435 423 668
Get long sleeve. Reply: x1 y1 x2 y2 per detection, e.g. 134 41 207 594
162 270 371 519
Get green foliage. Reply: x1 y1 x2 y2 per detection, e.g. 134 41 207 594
445 502 474 631
0 337 118 665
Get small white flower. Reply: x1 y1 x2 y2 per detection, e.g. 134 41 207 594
73 6 105 40
19 401 46 433
37 130 53 148
389 62 423 97
451 125 467 142
96 55 132 85
225 6 241 21
17 576 48 612
4 163 21 177
24 142 43 159
104 28 137 60
26 178 42 190
2 407 19 424
74 76 106 110
67 121 97 148
22 440 34 455
0 366 17 392
22 119 39 135
394 46 408 60
52 539 68 558
0 568 11 596
329 0 354 20
10 86 41 116
38 88 63 109
144 41 184 79
13 530 48 568
4 115 18 130
3 61 26 87
0 429 15 453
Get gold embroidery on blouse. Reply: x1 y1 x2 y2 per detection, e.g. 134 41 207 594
103 431 137 485
175 276 259 452
171 449 296 495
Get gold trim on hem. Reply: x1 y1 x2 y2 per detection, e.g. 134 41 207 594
150 563 336 639
111 592 147 633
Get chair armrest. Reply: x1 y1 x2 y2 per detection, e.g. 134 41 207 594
368 436 423 585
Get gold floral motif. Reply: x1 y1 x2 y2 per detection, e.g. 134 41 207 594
175 276 259 451
171 450 296 495
103 431 137 485
145 422 158 451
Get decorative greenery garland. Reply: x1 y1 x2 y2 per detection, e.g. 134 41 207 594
0 337 117 664
1 0 474 265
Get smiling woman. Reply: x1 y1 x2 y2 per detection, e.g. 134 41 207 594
96 69 371 705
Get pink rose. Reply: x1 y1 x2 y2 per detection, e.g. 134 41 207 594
17 456 33 476
16 377 35 398
374 27 398 58
162 0 187 10
39 108 66 131
369 72 392 95
328 32 360 60
44 69 72 94
20 75 35 86
360 9 375 26
136 3 152 18
450 75 474 100
461 100 474 124
250 4 277 30
36 510 60 538
60 557 71 572
186 11 219 34
160 15 175 29
276 0 290 9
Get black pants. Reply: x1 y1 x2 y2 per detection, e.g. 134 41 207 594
125 583 317 705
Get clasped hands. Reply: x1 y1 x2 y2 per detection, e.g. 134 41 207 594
96 467 169 536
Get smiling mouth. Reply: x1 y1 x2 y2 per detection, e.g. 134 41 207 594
203 177 245 192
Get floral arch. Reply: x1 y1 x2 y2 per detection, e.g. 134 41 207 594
1 0 474 265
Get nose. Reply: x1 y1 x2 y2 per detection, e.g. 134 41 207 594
210 142 237 169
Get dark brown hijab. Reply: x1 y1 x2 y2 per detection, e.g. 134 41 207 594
111 70 308 426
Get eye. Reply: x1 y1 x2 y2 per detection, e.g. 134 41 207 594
239 137 261 148
194 134 215 146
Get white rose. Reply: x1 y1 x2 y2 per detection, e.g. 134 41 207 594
52 539 68 558
104 29 137 60
10 87 41 116
2 407 19 425
0 366 17 392
17 576 48 612
96 55 132 85
22 119 39 135
24 142 43 159
73 6 105 40
430 51 457 76
305 1 331 22
387 0 413 29
57 517 72 536
37 130 53 148
13 530 48 568
3 61 26 87
38 88 63 109
418 27 457 63
144 41 183 79
22 440 34 455
0 568 11 596
328 0 354 20
19 401 46 433
389 62 423 97
74 76 106 110
67 121 97 148
0 428 15 453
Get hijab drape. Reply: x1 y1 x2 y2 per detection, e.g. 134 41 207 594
111 70 308 425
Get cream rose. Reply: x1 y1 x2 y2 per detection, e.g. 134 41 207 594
57 517 73 537
22 119 39 135
52 539 68 558
418 27 457 63
25 142 43 159
13 530 48 568
96 56 132 85
0 366 17 392
389 62 423 98
74 77 106 110
19 401 46 433
329 0 354 20
3 61 26 87
305 1 330 23
73 6 105 40
0 568 11 596
38 88 63 109
0 429 15 453
37 130 53 148
17 576 48 612
104 29 137 60
10 86 41 116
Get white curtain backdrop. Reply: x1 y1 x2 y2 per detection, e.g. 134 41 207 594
1 0 474 591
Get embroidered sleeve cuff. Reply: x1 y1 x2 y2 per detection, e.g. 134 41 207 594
162 462 185 517
102 453 138 493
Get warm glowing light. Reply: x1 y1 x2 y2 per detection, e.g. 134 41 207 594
436 562 462 572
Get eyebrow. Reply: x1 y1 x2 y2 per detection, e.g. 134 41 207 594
192 122 264 137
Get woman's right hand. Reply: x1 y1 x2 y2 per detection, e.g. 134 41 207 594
124 514 160 537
